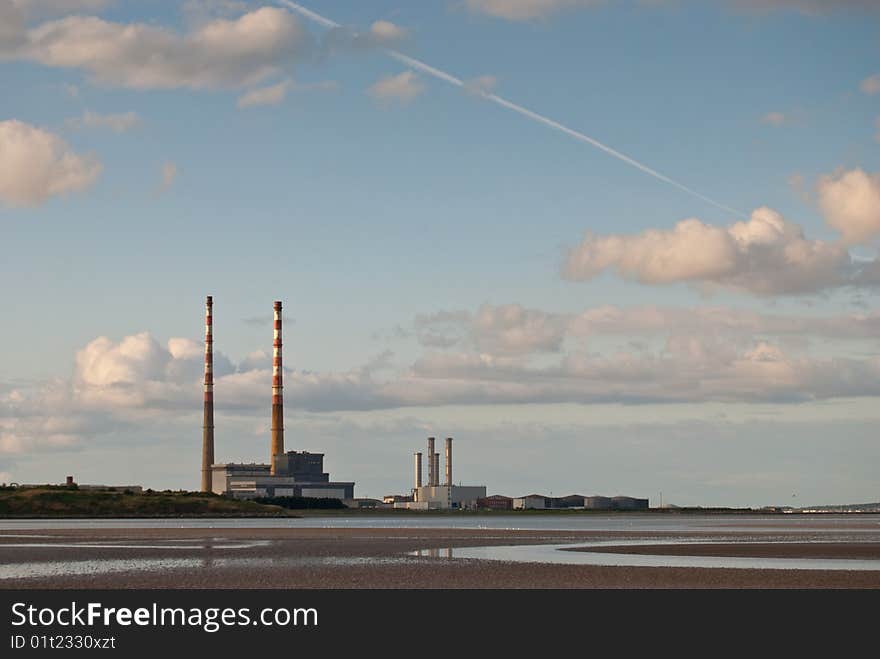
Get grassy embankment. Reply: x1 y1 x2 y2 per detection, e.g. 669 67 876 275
0 486 296 518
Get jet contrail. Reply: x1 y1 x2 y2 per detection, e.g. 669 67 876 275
278 0 744 217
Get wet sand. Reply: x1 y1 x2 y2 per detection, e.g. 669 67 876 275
1 527 879 589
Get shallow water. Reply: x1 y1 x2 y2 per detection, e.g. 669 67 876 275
0 555 417 580
421 541 880 571
1 514 877 532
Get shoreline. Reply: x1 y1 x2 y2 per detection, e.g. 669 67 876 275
3 509 880 519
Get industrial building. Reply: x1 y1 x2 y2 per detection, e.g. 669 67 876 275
476 495 513 510
585 496 649 511
395 437 486 509
513 494 551 510
512 494 649 510
201 298 355 500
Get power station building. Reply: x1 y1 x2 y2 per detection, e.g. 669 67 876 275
201 298 355 500
396 437 486 509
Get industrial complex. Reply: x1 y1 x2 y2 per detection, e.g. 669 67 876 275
195 295 646 510
201 297 354 500
391 437 487 509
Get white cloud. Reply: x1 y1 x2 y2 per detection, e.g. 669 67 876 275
66 110 141 133
816 168 880 246
760 111 787 126
0 119 101 207
20 7 308 90
2 306 880 460
368 71 425 104
464 0 604 21
418 306 567 356
563 207 876 296
421 303 880 349
237 79 291 108
860 74 880 95
369 20 407 43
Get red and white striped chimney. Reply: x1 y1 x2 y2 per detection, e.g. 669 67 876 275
270 300 284 473
201 295 214 492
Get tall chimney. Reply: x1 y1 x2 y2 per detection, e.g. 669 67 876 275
427 437 435 487
201 296 214 492
414 452 422 490
270 300 284 474
445 437 452 486
433 453 440 487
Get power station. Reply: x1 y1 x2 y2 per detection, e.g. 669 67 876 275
201 297 354 500
395 437 486 509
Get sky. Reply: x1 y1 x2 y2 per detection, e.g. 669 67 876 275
2 0 880 507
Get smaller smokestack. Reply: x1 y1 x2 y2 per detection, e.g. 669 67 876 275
433 453 440 487
414 452 422 490
445 437 452 486
427 437 435 487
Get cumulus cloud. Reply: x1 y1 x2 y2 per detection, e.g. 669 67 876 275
72 332 233 409
237 79 291 108
19 7 308 90
563 207 878 296
816 168 880 246
369 20 407 43
368 71 425 104
0 119 101 207
861 74 880 95
66 110 141 133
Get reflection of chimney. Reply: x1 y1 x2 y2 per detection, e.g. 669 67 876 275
433 453 440 487
270 301 284 474
445 437 452 486
414 452 422 489
201 296 214 492
427 437 435 487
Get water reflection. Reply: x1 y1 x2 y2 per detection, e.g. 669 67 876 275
417 542 880 571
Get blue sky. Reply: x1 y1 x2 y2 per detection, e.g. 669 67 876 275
2 0 880 506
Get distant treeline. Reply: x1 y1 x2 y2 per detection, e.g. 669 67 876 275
0 487 298 517
255 496 346 510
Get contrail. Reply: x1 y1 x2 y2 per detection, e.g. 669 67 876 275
278 0 744 217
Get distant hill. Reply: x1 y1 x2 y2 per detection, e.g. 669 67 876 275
0 486 297 518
